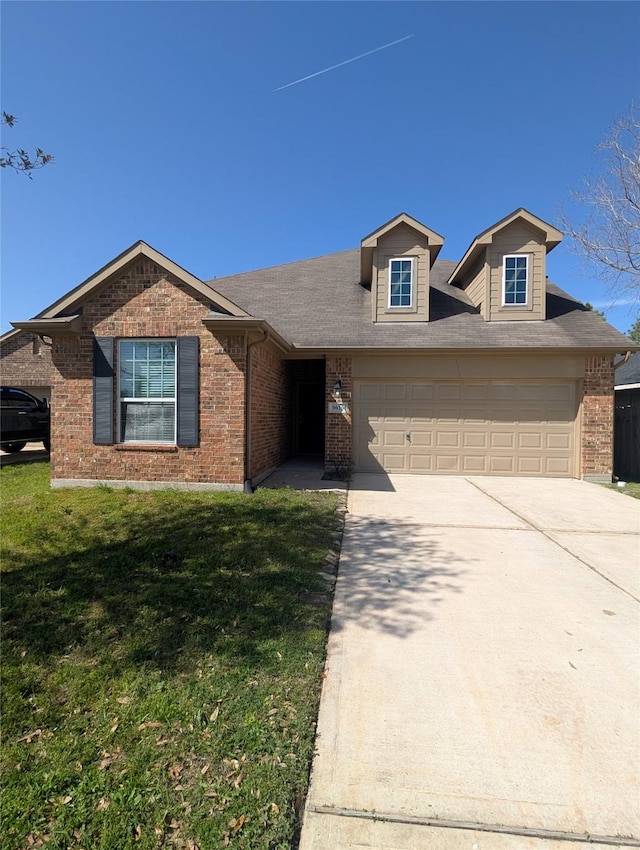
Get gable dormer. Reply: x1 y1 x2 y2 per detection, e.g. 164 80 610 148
361 213 444 323
448 209 563 322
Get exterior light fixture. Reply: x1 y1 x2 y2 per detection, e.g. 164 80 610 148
333 379 342 398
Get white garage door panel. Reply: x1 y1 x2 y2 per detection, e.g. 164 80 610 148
355 380 577 478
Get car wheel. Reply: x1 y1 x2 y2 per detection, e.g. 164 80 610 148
5 442 26 453
43 439 50 453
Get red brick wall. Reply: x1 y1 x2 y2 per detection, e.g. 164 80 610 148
582 355 614 479
249 340 290 481
50 259 247 487
0 331 54 396
325 356 352 474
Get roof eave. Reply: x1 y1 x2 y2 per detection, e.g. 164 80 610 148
287 342 636 356
202 316 292 354
11 315 83 336
0 327 23 343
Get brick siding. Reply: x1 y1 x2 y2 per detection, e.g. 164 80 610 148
325 356 352 474
582 355 614 479
50 260 247 487
0 331 54 397
249 340 290 481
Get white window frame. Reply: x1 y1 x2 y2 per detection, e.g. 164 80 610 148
117 338 177 444
388 257 414 308
502 254 529 307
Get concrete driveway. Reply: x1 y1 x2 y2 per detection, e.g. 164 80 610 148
0 442 49 466
300 476 640 850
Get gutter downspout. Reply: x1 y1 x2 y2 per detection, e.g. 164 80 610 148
244 330 269 493
615 351 632 369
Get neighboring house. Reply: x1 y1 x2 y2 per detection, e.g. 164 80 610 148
0 328 54 402
9 209 637 490
614 351 640 481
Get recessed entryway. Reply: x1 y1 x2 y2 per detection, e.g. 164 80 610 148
290 360 325 457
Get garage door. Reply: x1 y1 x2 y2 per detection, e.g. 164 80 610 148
354 380 578 477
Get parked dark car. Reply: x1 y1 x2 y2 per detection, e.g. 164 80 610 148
0 386 50 453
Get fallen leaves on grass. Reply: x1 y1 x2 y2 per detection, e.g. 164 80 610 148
16 729 42 744
223 814 247 844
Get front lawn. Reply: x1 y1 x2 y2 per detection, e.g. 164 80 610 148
1 462 339 849
604 481 640 499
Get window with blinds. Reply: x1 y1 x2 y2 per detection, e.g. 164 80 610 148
118 340 176 442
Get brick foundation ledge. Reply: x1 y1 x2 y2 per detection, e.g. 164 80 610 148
582 473 613 484
51 478 244 492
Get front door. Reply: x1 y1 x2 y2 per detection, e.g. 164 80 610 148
296 382 325 455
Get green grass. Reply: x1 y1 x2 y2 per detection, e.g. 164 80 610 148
604 481 640 499
1 462 340 850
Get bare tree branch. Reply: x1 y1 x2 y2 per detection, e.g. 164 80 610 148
557 105 640 314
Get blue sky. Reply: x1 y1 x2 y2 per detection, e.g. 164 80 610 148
1 0 639 335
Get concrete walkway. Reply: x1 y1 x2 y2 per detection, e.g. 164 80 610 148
300 475 640 849
259 458 347 493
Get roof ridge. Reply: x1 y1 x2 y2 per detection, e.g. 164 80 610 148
206 247 359 284
206 250 459 286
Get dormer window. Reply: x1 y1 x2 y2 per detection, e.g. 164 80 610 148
389 258 414 307
503 255 529 305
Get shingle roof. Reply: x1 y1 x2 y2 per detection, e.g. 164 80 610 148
615 351 640 386
207 248 633 351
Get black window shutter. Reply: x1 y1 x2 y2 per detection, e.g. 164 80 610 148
177 336 199 446
93 337 114 445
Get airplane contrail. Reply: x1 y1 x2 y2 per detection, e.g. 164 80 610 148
274 34 414 92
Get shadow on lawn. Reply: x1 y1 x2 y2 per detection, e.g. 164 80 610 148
3 484 471 675
2 491 337 673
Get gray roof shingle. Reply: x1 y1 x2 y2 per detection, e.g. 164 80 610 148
615 351 640 386
207 248 634 351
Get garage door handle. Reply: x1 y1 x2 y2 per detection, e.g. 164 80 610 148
406 432 411 442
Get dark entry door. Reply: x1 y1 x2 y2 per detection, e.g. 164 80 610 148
297 382 325 455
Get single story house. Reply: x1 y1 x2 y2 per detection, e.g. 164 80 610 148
9 209 636 489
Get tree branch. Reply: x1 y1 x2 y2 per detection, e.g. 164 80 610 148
557 105 640 314
1 112 53 177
